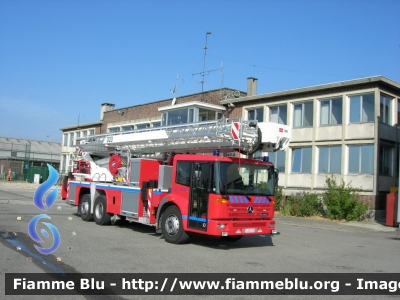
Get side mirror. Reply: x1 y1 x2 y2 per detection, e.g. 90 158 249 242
274 168 279 186
194 163 202 188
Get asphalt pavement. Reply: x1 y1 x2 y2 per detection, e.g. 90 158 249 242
1 180 399 234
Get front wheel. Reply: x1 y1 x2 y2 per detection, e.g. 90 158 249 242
80 194 93 221
161 206 189 244
93 195 111 225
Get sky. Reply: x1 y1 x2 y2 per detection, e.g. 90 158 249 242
0 0 399 143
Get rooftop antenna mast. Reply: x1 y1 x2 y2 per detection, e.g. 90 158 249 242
192 31 220 100
170 74 186 105
201 31 212 93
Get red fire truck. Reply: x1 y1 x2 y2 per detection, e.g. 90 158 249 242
66 118 291 244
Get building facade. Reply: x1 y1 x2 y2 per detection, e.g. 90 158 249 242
221 76 400 213
59 76 400 213
59 121 103 175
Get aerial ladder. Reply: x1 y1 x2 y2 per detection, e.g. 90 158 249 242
71 117 291 184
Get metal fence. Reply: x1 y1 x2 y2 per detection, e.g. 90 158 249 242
0 141 60 181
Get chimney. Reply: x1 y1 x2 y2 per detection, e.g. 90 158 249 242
100 103 115 121
247 77 258 96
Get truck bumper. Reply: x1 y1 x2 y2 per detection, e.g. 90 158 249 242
205 219 275 236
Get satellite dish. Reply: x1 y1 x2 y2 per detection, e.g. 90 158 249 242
233 90 240 98
171 97 176 105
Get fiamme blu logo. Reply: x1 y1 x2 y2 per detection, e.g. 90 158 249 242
28 164 60 255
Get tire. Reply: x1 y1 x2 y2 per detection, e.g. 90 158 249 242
80 194 93 221
93 195 111 225
161 206 189 244
220 235 243 242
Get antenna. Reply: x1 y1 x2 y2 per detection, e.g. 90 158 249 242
170 74 186 104
77 113 84 128
192 32 221 100
201 31 212 93
220 61 224 89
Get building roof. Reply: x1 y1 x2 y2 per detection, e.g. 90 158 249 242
115 87 245 111
59 121 103 131
158 100 226 112
220 76 400 105
0 136 61 154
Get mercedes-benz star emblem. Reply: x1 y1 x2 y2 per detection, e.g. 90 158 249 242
247 206 254 214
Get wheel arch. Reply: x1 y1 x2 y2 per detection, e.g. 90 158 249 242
156 198 180 233
90 187 106 214
77 187 90 206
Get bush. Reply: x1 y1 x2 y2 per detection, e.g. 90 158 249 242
274 186 283 211
280 192 321 217
322 177 368 221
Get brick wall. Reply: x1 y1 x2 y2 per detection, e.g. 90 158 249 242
101 88 245 132
358 195 376 210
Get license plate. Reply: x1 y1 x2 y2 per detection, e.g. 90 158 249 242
243 228 257 233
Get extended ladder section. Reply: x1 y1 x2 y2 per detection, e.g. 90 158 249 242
74 117 291 156
71 117 291 182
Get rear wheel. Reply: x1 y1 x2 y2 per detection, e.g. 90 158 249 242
80 194 93 221
220 235 243 242
162 206 189 244
93 195 111 225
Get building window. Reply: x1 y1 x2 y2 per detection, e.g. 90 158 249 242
293 101 313 127
379 145 393 176
318 146 341 174
349 93 374 123
247 107 264 122
291 147 312 173
166 109 188 125
398 99 400 126
270 105 287 125
320 97 342 125
198 108 216 121
136 123 150 130
152 122 161 128
89 130 94 136
269 151 286 172
76 132 81 139
83 131 87 137
63 134 68 146
109 127 120 133
61 154 66 173
122 125 134 131
69 133 74 146
380 94 392 125
348 145 374 174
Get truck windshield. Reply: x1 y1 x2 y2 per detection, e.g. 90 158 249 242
219 162 274 196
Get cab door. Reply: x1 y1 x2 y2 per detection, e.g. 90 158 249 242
188 162 213 231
